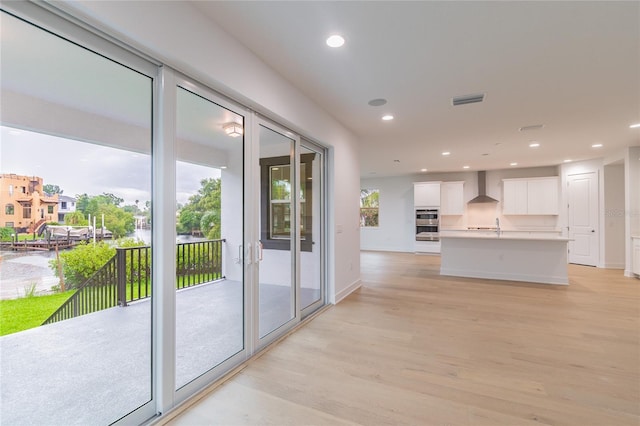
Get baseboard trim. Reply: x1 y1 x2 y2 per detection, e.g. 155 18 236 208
335 279 362 303
602 263 625 270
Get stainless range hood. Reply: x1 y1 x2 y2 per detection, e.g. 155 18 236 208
468 171 498 204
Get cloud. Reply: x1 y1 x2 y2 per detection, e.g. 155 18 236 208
1 126 220 206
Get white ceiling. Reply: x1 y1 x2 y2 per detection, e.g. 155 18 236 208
192 1 640 177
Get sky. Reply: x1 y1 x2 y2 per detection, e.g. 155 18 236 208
0 126 221 206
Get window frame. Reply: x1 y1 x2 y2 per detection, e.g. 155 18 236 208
360 189 380 228
260 153 315 252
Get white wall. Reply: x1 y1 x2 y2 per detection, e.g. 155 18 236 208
603 164 625 269
360 175 415 252
361 166 560 252
58 1 362 302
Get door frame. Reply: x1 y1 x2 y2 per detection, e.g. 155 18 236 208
567 171 600 267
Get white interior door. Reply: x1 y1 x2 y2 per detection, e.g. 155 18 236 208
568 172 599 266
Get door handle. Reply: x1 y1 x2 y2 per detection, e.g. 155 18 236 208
257 241 264 261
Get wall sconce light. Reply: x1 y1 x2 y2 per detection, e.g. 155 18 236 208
223 122 243 138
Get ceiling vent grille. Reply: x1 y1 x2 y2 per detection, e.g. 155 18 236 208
452 93 485 106
519 124 545 132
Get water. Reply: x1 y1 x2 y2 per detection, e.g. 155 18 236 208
0 229 207 300
0 250 58 299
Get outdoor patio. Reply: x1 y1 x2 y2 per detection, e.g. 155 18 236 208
0 280 319 425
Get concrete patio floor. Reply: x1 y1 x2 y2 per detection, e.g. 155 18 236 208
0 280 320 425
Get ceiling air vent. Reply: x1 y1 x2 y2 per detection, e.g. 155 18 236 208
452 93 485 106
519 124 545 132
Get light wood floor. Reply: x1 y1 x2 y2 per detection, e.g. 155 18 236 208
166 251 640 426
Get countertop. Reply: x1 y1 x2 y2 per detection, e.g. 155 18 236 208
439 231 571 242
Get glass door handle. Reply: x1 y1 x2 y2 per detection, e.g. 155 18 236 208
256 241 264 262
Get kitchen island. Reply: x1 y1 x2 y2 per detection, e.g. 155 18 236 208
439 232 571 285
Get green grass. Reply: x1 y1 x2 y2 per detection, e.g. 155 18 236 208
0 291 75 336
0 273 222 337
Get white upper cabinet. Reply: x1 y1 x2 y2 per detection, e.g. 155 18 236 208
414 182 441 207
503 177 559 215
440 181 465 215
503 180 528 214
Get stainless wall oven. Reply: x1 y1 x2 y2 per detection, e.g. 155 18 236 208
416 208 439 241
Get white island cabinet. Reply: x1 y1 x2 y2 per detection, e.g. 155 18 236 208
440 233 570 285
633 237 640 276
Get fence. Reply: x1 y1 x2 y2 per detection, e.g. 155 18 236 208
43 239 225 325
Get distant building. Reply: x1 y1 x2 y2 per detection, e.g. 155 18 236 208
0 174 59 233
58 195 77 223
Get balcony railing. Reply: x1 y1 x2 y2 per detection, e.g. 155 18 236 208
43 239 225 325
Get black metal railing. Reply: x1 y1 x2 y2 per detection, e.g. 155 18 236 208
43 253 119 325
43 239 225 325
176 239 223 289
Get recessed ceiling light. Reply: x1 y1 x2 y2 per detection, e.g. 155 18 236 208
529 142 540 148
442 151 451 156
382 115 394 121
463 166 470 169
510 162 518 166
326 35 345 48
220 166 228 169
630 123 640 128
592 143 603 148
368 98 387 107
563 159 572 163
420 168 427 172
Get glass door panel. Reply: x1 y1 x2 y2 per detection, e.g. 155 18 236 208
300 143 324 311
257 124 295 338
0 11 153 424
175 87 245 389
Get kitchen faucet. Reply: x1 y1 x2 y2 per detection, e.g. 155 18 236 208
496 217 500 235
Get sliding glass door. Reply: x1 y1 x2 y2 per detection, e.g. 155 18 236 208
252 120 326 347
1 4 327 423
256 123 297 340
0 8 155 425
174 86 245 391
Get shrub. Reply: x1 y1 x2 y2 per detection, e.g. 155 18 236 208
49 242 116 289
0 227 14 242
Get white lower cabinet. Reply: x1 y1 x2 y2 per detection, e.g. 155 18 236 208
415 241 441 254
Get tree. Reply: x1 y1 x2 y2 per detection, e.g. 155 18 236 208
74 193 135 238
176 178 221 239
64 211 87 225
43 184 63 195
75 193 90 214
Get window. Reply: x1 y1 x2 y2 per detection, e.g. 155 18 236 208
8 185 13 196
22 206 31 219
260 154 314 251
61 201 67 209
360 189 379 227
47 205 54 214
5 222 14 228
5 203 14 215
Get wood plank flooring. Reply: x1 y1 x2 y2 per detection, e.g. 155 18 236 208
165 251 640 426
